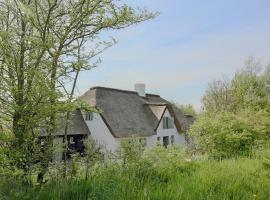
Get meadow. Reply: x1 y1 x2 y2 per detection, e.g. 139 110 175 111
1 145 270 200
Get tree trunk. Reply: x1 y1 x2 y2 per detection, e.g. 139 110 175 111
13 17 26 148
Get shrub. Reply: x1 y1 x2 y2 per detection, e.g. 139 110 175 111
189 110 270 158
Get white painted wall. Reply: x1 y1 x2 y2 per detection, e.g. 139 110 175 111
81 111 120 153
146 108 185 147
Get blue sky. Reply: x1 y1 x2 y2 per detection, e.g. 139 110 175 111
77 0 270 109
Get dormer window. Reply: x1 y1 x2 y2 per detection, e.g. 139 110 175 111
85 112 93 121
163 117 174 129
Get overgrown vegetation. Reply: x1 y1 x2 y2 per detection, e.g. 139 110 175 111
1 0 270 199
1 144 270 200
190 56 270 158
0 0 155 184
172 103 197 117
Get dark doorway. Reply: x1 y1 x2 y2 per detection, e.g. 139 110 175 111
163 136 169 148
67 135 86 159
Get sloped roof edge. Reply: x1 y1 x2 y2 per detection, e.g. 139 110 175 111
153 105 182 133
90 86 160 97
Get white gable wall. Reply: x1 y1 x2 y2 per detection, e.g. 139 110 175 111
146 108 185 147
81 111 119 153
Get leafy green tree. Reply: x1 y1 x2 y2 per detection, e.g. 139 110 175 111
172 102 197 116
190 57 270 159
0 0 156 180
202 77 232 113
231 57 269 112
189 110 270 158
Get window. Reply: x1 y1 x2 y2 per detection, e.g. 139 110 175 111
85 112 93 121
171 135 174 145
163 117 174 129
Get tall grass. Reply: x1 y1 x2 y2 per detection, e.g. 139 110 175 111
2 146 270 200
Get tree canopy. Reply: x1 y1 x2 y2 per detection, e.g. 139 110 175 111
0 0 156 180
190 57 270 158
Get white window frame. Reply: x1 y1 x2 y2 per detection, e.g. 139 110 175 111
85 112 93 121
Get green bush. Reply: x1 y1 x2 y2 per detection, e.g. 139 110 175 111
189 110 270 158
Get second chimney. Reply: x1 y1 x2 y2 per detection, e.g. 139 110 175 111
134 83 146 97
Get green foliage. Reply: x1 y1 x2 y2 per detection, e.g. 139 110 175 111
202 57 270 113
82 137 104 180
189 110 270 158
117 137 146 164
231 59 269 112
0 0 156 180
191 57 270 159
2 147 270 200
175 103 197 116
202 77 232 113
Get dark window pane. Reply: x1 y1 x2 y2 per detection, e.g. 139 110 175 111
85 112 93 121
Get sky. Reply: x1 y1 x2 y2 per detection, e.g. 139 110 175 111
77 0 270 110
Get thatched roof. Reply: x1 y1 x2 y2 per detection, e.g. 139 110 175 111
55 110 90 136
171 104 195 132
80 87 192 138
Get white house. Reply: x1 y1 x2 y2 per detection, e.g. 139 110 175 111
51 84 194 158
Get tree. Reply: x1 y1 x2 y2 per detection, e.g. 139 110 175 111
189 110 270 158
173 103 197 116
202 77 232 113
0 0 156 178
231 56 269 112
202 57 270 113
190 57 270 159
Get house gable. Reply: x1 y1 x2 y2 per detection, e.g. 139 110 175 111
146 108 185 147
81 110 119 152
151 105 182 133
156 108 178 133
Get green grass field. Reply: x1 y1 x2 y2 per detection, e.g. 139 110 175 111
2 150 270 200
